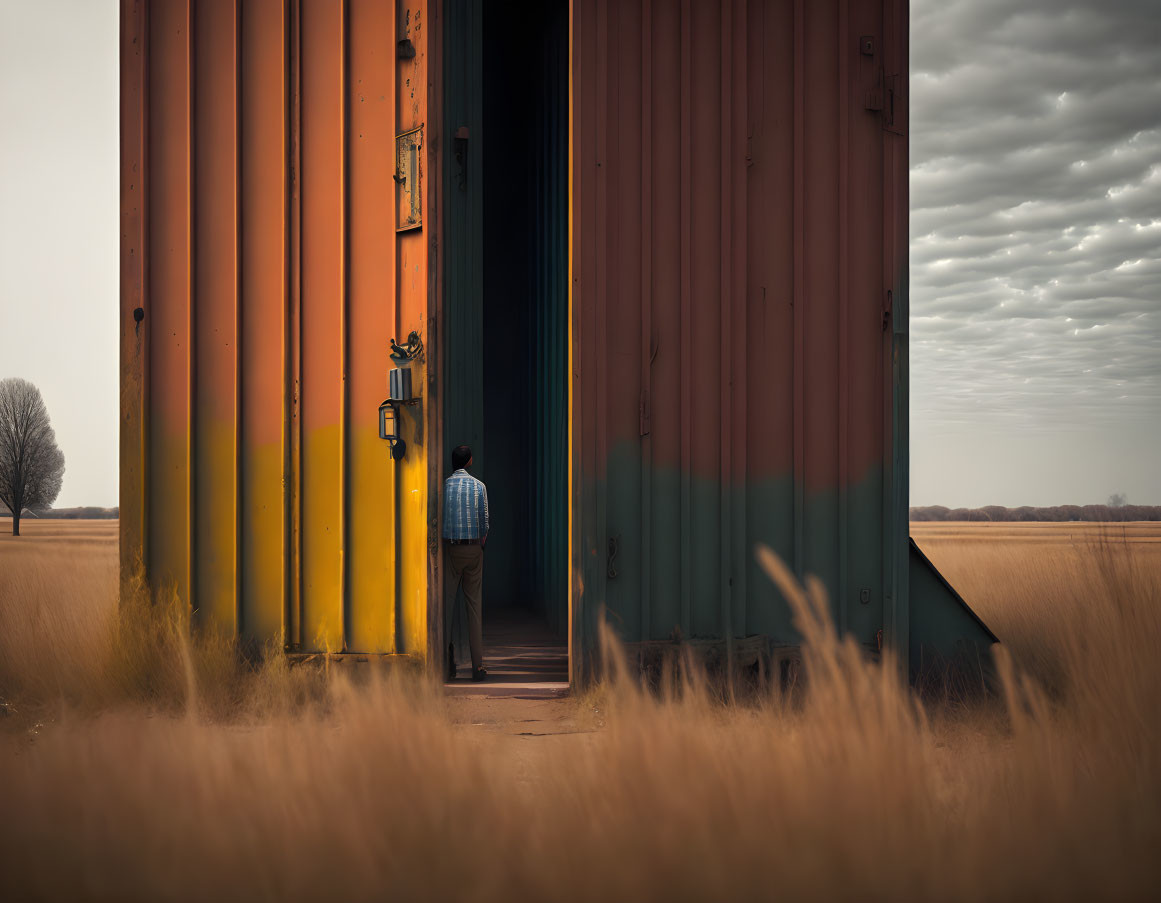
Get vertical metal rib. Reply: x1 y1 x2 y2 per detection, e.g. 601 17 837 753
595 0 608 624
679 0 692 636
340 0 350 651
235 0 244 636
639 0 653 643
719 0 733 663
732 0 748 650
288 0 303 648
187 0 197 616
838 0 850 634
792 0 805 579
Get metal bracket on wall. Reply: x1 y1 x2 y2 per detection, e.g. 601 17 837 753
607 535 620 579
391 330 424 362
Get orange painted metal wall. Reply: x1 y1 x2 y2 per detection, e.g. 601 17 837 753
120 0 437 656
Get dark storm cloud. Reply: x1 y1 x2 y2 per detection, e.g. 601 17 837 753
909 0 1161 439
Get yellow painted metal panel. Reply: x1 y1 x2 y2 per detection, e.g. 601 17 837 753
193 0 240 634
396 0 430 658
346 0 398 653
240 0 290 643
300 0 347 652
147 0 193 606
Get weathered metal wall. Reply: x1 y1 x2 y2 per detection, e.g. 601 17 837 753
568 0 911 675
123 0 989 677
120 0 437 656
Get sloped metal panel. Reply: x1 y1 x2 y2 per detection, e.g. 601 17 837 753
909 538 998 679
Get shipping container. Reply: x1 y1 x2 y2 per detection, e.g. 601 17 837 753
120 0 995 683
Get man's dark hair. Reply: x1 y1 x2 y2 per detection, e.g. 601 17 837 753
452 445 472 470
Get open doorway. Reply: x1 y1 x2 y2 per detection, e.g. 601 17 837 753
442 0 568 685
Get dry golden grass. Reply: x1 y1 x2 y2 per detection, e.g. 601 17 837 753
1 519 1159 901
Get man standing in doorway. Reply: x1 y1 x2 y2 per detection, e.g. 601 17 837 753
443 445 489 682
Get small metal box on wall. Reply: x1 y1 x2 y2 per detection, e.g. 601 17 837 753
395 125 423 231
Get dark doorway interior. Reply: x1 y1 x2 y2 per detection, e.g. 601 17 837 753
443 0 568 683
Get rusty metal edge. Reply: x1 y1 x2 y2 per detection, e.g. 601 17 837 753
719 0 734 671
837 0 850 636
639 0 652 646
427 0 445 681
287 0 303 650
119 0 149 598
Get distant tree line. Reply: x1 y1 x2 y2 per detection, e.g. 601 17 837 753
0 505 119 520
910 505 1161 523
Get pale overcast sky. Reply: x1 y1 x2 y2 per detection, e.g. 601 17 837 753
0 0 118 508
0 0 1157 509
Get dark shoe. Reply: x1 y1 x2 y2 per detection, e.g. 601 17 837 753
446 643 456 681
471 668 488 683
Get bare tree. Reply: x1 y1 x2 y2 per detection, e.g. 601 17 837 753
0 378 65 536
1108 492 1127 508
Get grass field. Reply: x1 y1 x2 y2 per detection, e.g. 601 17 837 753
1 519 1158 900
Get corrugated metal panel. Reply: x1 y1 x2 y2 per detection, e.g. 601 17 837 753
531 5 569 637
568 0 910 675
119 0 146 593
239 0 290 643
347 0 400 653
120 0 434 657
193 0 241 634
146 0 194 613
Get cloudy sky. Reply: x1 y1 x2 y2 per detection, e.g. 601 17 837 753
0 0 1157 509
909 0 1160 506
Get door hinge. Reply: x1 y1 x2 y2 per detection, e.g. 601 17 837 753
884 74 901 132
864 64 902 133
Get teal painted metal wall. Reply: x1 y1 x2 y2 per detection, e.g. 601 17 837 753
909 539 998 681
523 0 569 635
442 0 568 636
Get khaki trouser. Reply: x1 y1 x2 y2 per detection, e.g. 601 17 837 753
446 543 484 671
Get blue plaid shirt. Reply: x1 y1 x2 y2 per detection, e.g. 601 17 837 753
442 468 490 540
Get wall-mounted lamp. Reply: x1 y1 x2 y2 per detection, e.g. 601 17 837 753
378 399 405 460
379 365 419 461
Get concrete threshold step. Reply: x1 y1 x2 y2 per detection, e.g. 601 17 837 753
443 681 570 699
